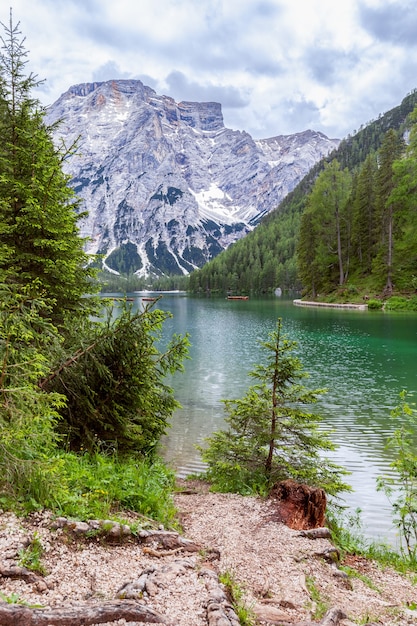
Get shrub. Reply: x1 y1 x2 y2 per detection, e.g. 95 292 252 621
377 391 417 563
367 299 383 310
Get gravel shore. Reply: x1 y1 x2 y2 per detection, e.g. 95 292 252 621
0 483 416 625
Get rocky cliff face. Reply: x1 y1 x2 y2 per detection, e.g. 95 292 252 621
46 79 339 277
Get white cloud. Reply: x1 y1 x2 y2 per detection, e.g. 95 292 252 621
5 0 417 140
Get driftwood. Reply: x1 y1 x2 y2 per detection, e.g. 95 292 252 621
0 600 170 625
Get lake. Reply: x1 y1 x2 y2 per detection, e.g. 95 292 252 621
126 293 417 546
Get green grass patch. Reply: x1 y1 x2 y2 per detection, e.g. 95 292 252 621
0 449 177 528
328 508 417 574
304 574 329 620
17 532 46 576
57 453 177 526
339 565 381 593
219 570 255 626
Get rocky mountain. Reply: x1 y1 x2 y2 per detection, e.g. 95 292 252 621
46 79 340 277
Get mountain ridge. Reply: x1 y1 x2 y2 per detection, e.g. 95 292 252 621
46 79 339 276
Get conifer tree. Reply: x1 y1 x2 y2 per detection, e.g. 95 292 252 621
389 108 417 290
0 12 97 325
351 153 378 274
297 160 352 295
200 319 349 496
374 129 405 294
296 209 320 297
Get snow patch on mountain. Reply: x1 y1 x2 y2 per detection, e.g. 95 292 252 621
46 79 340 277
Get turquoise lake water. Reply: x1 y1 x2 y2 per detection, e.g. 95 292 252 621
122 293 417 545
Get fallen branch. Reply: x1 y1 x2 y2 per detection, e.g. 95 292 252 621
0 600 170 625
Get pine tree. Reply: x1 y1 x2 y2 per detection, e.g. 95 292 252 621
389 108 417 290
297 160 352 295
0 12 97 324
42 303 190 455
374 129 405 294
351 153 378 274
200 319 349 496
297 209 320 297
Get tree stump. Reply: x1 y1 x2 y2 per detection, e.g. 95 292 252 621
268 479 327 530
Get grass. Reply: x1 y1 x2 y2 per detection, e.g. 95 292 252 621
219 570 256 626
385 295 417 311
17 532 46 576
57 452 177 526
339 565 381 593
304 575 329 620
0 591 43 607
328 508 417 575
0 450 178 528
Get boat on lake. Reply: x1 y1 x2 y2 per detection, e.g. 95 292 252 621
227 295 249 300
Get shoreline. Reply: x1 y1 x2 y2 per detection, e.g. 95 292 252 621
293 299 368 311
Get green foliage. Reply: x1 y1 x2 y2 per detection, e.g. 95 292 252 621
44 303 190 455
377 391 417 563
106 242 143 274
297 160 352 295
0 285 69 512
199 319 350 496
297 120 417 300
18 532 46 575
327 508 368 556
328 507 417 573
0 16 186 529
305 575 329 620
0 448 177 525
218 570 255 626
0 14 98 325
56 453 177 525
367 299 383 310
384 296 417 311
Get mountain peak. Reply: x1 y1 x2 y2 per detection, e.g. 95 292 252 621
47 79 339 277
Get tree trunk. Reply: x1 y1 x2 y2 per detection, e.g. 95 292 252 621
386 204 393 294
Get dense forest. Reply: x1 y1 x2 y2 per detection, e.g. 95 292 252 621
188 90 417 300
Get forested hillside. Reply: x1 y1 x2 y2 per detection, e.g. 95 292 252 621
189 90 417 297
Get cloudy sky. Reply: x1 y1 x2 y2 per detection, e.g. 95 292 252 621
4 0 417 140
